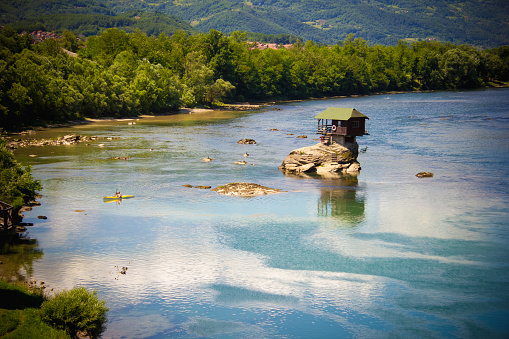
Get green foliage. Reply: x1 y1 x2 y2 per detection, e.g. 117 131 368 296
99 0 509 47
0 280 70 339
0 308 70 339
205 78 235 105
4 10 197 38
40 287 109 339
0 280 45 310
0 138 42 209
1 0 508 47
0 309 20 336
0 26 508 131
61 30 78 52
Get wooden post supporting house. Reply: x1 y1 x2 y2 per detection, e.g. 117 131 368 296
314 107 369 146
0 201 14 231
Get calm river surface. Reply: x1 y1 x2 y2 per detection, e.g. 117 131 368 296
12 89 509 338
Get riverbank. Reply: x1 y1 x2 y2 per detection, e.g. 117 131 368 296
4 85 508 137
0 280 69 338
0 278 109 338
0 90 450 136
2 103 272 136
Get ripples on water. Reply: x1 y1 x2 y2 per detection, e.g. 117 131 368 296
11 89 509 338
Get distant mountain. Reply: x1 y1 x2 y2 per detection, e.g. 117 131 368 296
0 0 197 37
1 0 508 47
101 0 509 47
0 0 115 20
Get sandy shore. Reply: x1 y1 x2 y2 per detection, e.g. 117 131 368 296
5 103 272 134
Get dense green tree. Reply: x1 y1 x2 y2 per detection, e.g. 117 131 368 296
81 28 131 66
202 29 236 83
182 51 215 106
440 47 482 89
0 138 42 209
109 50 138 78
0 26 508 131
61 29 79 52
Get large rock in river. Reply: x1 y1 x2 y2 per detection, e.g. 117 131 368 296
279 142 361 175
212 183 284 196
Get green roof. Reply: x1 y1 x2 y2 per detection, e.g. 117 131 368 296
314 107 369 120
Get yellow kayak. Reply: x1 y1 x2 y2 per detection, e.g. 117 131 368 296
103 195 134 200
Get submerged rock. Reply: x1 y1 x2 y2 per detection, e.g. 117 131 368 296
279 141 361 175
7 134 120 149
237 138 256 144
211 183 285 196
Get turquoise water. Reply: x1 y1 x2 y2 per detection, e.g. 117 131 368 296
14 89 509 338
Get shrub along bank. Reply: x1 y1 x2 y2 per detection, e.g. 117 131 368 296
0 280 109 338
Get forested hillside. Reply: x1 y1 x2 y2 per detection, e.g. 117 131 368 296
1 0 507 46
0 1 197 37
1 26 508 131
101 0 509 47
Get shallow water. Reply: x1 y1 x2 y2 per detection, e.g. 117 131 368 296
11 88 509 338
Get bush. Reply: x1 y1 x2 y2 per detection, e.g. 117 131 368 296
0 280 70 338
40 287 109 339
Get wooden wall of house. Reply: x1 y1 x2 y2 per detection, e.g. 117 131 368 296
341 118 366 136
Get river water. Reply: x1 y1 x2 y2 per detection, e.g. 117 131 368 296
11 89 509 338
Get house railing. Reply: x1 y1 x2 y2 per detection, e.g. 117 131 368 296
317 125 347 135
0 201 14 231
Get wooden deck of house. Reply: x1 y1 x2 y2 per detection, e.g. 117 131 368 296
0 201 14 231
318 124 348 136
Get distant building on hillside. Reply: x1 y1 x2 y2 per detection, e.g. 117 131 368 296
247 42 294 50
19 30 62 44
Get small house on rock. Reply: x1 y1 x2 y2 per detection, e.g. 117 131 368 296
315 107 369 146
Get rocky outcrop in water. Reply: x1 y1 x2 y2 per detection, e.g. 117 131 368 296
237 139 256 144
7 134 120 149
279 142 361 175
211 183 285 196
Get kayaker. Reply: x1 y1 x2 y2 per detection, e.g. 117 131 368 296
115 190 122 198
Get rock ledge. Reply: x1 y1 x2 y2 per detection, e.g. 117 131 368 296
279 142 361 175
211 183 285 196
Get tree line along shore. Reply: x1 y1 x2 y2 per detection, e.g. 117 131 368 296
0 26 508 132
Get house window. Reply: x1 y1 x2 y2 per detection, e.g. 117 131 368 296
351 121 359 128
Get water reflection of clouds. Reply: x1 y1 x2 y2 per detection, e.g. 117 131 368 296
107 313 175 338
27 181 490 337
42 219 390 338
31 208 505 338
308 229 482 266
184 317 268 338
